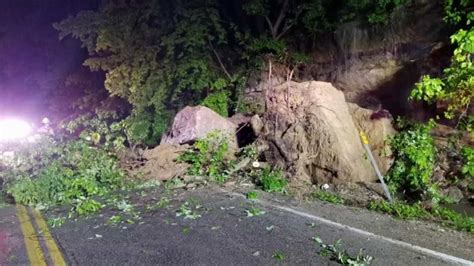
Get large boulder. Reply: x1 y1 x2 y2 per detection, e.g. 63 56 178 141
161 106 238 148
260 81 377 185
348 103 396 175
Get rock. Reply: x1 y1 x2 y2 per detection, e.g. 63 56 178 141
443 187 464 203
161 106 238 149
233 157 251 172
432 167 446 183
362 182 386 197
348 103 396 174
250 115 264 136
335 183 382 205
141 144 189 181
260 81 377 185
304 1 447 115
228 113 252 127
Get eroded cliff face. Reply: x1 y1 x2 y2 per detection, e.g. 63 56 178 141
305 0 452 117
245 0 452 119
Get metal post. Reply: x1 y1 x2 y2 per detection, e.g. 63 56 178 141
360 131 393 203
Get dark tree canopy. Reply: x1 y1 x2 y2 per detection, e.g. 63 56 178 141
54 0 471 144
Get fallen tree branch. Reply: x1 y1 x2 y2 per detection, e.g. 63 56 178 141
209 40 232 80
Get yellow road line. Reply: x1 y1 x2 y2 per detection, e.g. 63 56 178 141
16 205 47 266
32 209 67 266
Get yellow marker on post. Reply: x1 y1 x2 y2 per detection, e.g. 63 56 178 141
359 131 369 145
359 131 393 203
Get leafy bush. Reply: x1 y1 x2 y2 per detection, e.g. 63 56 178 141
201 90 230 117
54 0 235 142
120 110 171 147
255 166 287 193
387 121 436 199
410 3 473 127
4 138 124 215
179 131 231 182
62 110 127 150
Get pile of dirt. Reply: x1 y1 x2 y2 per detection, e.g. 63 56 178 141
140 144 190 181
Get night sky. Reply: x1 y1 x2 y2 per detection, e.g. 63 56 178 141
0 0 100 120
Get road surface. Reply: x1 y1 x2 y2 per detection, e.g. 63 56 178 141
1 185 473 265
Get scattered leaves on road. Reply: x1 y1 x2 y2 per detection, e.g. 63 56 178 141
313 236 373 265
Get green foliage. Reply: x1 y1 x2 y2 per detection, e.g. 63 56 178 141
245 206 266 217
461 146 474 178
443 0 472 25
176 201 202 220
202 90 230 117
387 121 436 199
62 110 127 150
75 198 103 216
368 200 430 220
54 0 410 144
244 0 407 40
313 237 374 265
48 217 66 228
239 144 259 161
368 200 474 233
410 3 473 126
313 190 345 204
272 251 286 261
120 109 171 146
340 0 407 25
4 138 124 215
246 191 258 200
242 0 268 17
255 166 287 193
179 131 231 182
430 205 474 232
54 0 236 143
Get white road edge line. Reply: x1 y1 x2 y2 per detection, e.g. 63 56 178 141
274 205 473 266
222 189 474 266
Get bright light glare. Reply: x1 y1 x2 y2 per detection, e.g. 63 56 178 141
0 119 32 141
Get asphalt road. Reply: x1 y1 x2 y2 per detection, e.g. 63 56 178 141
1 185 473 265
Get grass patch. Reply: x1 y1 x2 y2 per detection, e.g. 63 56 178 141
312 190 344 204
368 200 474 233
